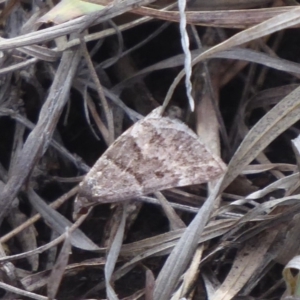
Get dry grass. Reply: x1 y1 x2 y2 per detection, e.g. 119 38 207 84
1 0 300 299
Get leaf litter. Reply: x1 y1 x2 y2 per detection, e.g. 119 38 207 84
1 0 300 299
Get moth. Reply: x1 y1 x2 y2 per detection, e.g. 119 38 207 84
73 107 226 217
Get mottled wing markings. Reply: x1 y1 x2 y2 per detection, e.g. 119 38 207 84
74 107 226 216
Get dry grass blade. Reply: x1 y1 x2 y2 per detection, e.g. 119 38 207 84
154 180 222 300
192 6 300 62
0 281 48 300
245 174 299 200
163 6 300 107
116 48 300 94
211 230 279 300
291 136 300 171
27 188 100 251
83 220 236 295
80 37 114 145
275 213 300 266
133 6 299 29
155 80 300 298
171 245 204 299
120 219 236 258
221 85 300 190
47 229 72 300
145 268 155 300
0 48 81 224
0 186 79 244
0 0 157 51
105 203 127 300
154 192 186 230
0 108 90 171
0 212 90 265
0 181 38 271
6 206 38 271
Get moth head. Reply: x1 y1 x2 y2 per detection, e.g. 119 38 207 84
73 195 92 220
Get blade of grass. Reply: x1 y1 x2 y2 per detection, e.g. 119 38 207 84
163 6 300 109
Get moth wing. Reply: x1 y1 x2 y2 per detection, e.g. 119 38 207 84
74 109 226 216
